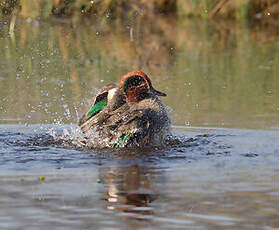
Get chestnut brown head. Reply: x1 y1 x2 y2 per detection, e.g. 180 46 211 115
120 71 166 103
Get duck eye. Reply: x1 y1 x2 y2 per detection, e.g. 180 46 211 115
123 75 145 92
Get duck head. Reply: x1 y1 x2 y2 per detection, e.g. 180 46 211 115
120 71 166 103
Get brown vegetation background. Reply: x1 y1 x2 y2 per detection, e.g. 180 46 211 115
1 0 279 21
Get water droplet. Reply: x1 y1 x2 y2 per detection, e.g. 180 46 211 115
17 64 24 72
166 106 173 113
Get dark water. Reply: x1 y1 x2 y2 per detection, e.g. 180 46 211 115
1 15 279 229
1 124 279 229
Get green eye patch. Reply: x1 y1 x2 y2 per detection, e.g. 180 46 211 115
123 75 145 93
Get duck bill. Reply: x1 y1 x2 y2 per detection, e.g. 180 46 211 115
152 87 167 97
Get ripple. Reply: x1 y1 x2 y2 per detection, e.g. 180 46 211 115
153 216 194 225
183 213 241 222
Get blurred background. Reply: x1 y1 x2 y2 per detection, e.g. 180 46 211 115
1 0 279 129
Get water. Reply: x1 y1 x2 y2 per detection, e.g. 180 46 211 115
1 16 279 229
1 125 279 229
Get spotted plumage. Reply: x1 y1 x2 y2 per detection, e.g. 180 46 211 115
79 71 170 148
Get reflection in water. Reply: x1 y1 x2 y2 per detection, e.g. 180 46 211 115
1 155 279 230
0 16 279 128
0 125 279 229
99 164 161 220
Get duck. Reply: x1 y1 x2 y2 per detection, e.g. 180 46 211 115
79 71 170 148
78 83 125 127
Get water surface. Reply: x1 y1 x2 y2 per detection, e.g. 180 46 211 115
1 17 279 128
1 16 279 229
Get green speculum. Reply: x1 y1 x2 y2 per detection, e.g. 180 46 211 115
115 133 132 148
87 99 107 119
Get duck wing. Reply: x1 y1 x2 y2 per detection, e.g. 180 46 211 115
80 102 167 147
99 104 156 147
78 83 118 126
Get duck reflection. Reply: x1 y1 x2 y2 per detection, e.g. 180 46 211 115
99 163 163 219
